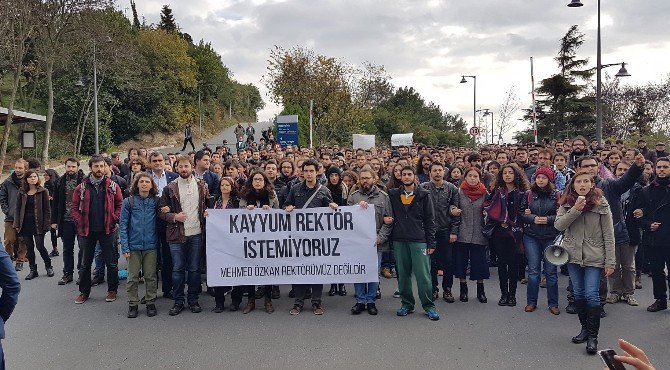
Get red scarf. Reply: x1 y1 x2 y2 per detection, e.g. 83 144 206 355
460 181 487 201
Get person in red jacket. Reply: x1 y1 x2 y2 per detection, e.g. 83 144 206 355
71 156 123 304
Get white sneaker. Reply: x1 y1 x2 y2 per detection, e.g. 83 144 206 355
623 294 639 306
605 294 619 304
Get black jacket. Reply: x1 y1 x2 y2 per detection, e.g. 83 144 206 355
638 180 670 247
389 186 436 248
284 181 333 209
420 181 460 234
520 188 560 240
53 170 85 229
596 163 644 246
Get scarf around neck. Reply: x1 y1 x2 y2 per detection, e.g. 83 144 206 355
460 180 487 201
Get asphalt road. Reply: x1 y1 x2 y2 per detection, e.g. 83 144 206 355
4 237 669 370
159 121 274 155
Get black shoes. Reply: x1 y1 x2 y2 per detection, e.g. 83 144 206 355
229 303 240 312
565 301 577 314
647 299 668 312
367 303 378 315
213 305 225 313
477 283 487 303
25 269 38 280
46 267 55 277
15 263 23 272
128 305 138 318
338 284 347 296
254 286 264 299
271 286 280 299
169 304 184 316
432 289 439 302
572 300 588 344
91 276 104 286
351 303 366 315
498 294 508 306
328 284 337 296
586 307 601 355
49 249 59 257
146 304 157 317
459 282 468 302
189 302 203 313
288 289 295 298
600 305 607 318
443 289 455 303
507 296 517 307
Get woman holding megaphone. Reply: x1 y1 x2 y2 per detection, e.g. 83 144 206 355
555 170 615 355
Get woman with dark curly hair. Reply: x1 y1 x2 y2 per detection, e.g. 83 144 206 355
484 163 529 307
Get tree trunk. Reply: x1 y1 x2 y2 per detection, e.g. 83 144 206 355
41 60 54 167
0 68 22 172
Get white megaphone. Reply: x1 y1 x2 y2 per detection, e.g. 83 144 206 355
544 234 569 266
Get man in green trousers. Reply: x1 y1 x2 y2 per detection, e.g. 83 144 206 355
388 166 439 320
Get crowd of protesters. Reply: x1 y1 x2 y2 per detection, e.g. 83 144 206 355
1 134 669 357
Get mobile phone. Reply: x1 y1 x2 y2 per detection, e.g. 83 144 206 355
598 349 626 370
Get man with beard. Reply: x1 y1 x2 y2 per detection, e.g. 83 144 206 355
159 156 211 315
0 159 28 270
514 147 537 182
72 157 124 304
53 158 85 285
654 143 668 159
569 137 589 167
389 166 439 320
421 163 461 303
348 168 393 315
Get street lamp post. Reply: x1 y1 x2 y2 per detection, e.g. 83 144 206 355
460 75 476 147
569 0 631 143
77 36 111 155
484 109 494 144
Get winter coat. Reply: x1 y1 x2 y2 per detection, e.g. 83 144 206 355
455 189 488 246
638 180 670 247
53 170 85 230
119 195 160 253
71 176 123 237
284 181 333 209
420 181 460 235
158 178 212 244
596 163 644 246
554 198 616 269
348 185 393 251
13 187 51 235
0 173 22 222
520 188 560 240
388 186 436 248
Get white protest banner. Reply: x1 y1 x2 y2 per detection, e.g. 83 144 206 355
352 134 376 149
391 133 413 146
206 206 379 286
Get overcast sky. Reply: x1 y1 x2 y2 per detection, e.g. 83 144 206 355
128 0 670 141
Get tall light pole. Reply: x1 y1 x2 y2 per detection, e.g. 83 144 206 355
460 75 476 147
483 109 494 144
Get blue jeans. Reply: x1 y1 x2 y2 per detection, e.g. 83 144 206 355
170 235 202 305
524 235 558 307
354 251 382 304
1 339 4 370
567 263 603 308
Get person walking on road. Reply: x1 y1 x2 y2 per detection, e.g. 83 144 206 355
14 170 54 280
181 124 195 152
389 166 439 321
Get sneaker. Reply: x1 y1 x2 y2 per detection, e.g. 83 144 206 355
189 302 203 313
92 276 105 286
312 303 324 315
606 293 620 304
75 294 88 304
425 309 440 321
169 303 184 316
271 286 280 299
443 289 455 303
393 291 400 298
540 277 547 288
382 268 392 279
647 299 668 312
396 306 414 316
367 303 378 315
391 268 397 278
622 294 639 306
146 304 157 317
127 305 138 318
290 304 302 315
105 291 117 302
58 274 73 285
432 289 439 302
14 263 23 272
49 249 59 257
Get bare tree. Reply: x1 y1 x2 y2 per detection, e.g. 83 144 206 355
0 0 39 171
495 85 522 142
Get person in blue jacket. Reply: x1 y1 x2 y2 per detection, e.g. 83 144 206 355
0 245 21 368
120 173 160 319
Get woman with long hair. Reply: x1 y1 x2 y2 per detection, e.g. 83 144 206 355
453 167 490 303
447 166 463 187
417 154 432 183
326 165 349 297
555 171 615 354
520 167 561 314
14 170 53 280
211 177 240 312
43 169 60 257
125 157 146 186
237 170 280 314
386 164 404 190
484 163 529 307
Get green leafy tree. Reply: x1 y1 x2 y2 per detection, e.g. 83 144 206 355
158 5 177 33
